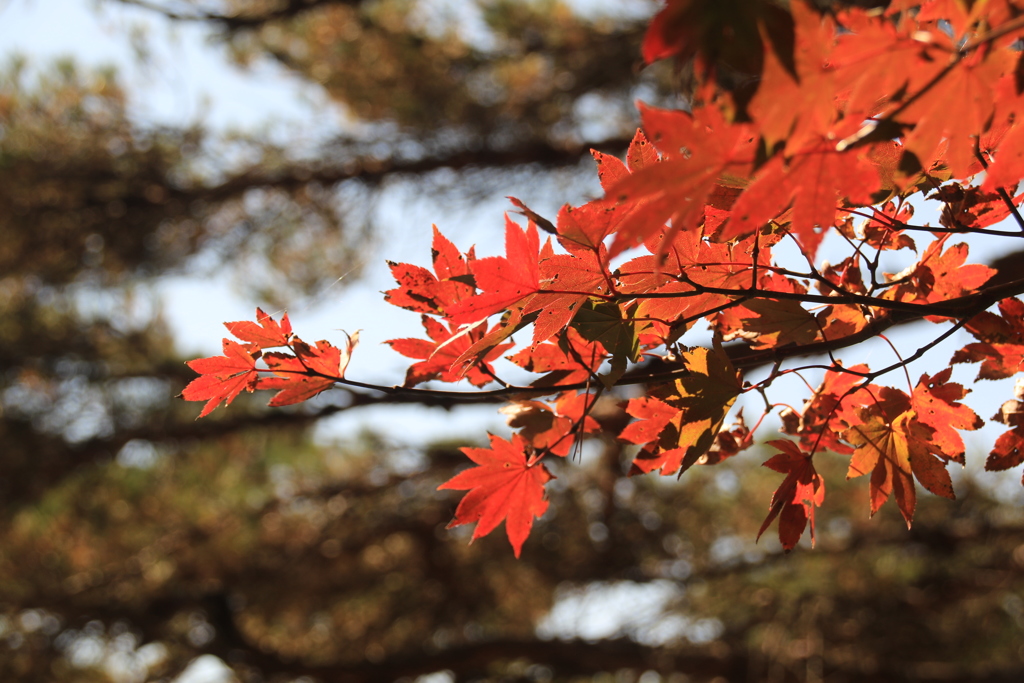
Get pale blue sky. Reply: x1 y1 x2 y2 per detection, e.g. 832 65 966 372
0 0 637 448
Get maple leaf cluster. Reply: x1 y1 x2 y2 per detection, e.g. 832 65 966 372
182 308 358 417
186 0 1024 556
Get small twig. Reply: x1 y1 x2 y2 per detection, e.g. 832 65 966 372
877 333 914 392
973 144 1024 233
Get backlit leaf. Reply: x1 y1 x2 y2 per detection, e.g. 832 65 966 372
258 334 358 407
758 439 825 551
224 308 292 349
439 434 554 558
182 339 261 418
623 343 741 476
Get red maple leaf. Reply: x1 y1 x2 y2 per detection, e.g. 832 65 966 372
527 240 611 345
887 235 994 311
639 0 693 64
989 383 1024 484
506 327 606 387
983 116 1024 192
758 439 825 551
555 197 624 253
718 298 820 349
446 216 541 325
500 401 575 456
387 315 513 387
898 45 1012 178
989 429 1024 478
384 226 476 316
621 344 741 476
182 339 261 418
639 0 795 82
619 396 679 448
831 9 933 123
702 411 752 465
258 334 358 407
842 201 917 252
224 308 293 349
438 433 554 557
783 365 873 456
618 229 769 336
903 0 972 38
500 391 601 457
721 139 880 260
556 128 692 256
952 297 1024 379
592 130 660 194
934 183 1024 231
605 103 758 258
747 1 840 153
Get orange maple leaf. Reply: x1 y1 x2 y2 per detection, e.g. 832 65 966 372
898 46 1013 178
907 235 995 304
506 328 606 387
910 368 983 465
722 140 880 260
605 103 758 259
748 1 840 153
528 241 611 345
831 10 942 125
843 395 920 525
719 298 820 349
500 391 601 458
989 380 1024 485
952 297 1024 379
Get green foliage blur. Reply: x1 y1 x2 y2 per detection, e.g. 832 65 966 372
0 1 1023 682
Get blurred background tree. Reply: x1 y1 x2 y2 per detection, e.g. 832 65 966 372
1 0 1024 681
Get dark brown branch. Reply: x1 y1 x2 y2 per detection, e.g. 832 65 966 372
614 280 964 317
38 576 1024 683
724 275 1024 374
114 0 364 31
841 207 1024 238
0 387 508 514
194 136 632 203
323 271 1024 402
24 253 1024 513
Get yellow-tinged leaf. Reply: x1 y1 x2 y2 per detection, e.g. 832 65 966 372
624 342 741 476
844 408 917 525
720 298 820 349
